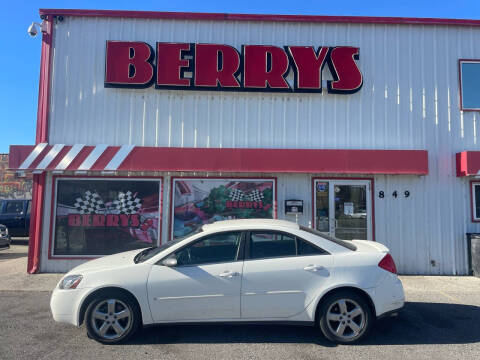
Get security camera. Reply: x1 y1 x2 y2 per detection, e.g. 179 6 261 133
28 22 38 37
28 22 45 37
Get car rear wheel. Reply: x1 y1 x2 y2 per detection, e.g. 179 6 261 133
318 290 372 344
85 291 140 344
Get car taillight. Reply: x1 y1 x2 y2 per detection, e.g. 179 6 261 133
378 253 397 274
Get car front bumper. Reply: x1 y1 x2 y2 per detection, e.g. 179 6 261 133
50 286 92 326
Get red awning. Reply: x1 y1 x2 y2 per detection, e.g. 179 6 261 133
456 151 480 176
9 144 429 175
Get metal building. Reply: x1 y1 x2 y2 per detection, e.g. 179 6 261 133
9 9 480 274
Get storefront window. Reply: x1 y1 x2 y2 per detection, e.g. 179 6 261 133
53 178 161 257
460 60 480 110
473 182 480 221
172 178 275 240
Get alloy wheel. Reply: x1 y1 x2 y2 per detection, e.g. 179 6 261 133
325 298 365 340
90 299 132 340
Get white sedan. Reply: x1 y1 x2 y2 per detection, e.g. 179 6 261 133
50 219 404 344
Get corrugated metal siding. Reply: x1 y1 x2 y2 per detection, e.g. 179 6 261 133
40 17 480 274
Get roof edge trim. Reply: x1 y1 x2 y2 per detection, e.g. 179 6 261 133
38 9 480 27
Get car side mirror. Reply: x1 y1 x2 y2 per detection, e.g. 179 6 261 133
162 257 177 267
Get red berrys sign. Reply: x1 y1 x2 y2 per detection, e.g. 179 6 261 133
105 41 363 94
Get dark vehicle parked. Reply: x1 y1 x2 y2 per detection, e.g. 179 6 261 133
0 224 11 250
0 200 31 238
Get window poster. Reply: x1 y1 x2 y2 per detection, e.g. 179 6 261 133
53 178 161 256
172 178 275 240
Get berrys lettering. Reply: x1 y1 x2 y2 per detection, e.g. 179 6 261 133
105 42 363 94
68 214 140 227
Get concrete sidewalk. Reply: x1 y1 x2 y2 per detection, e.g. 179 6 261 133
0 243 62 291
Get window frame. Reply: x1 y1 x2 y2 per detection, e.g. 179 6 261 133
161 231 246 267
49 175 163 260
244 230 329 261
471 181 480 222
459 59 480 112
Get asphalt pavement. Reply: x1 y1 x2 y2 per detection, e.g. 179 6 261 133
1 242 480 360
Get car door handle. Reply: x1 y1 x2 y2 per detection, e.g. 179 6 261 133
219 271 240 278
304 265 325 272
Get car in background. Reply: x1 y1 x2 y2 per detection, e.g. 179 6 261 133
0 224 11 250
50 219 404 345
0 199 31 240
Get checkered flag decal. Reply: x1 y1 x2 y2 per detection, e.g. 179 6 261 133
113 191 142 214
229 188 245 201
248 189 264 202
74 191 105 214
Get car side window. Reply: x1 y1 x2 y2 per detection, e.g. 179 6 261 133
5 201 23 215
249 231 329 259
173 232 242 266
297 238 328 255
250 232 297 259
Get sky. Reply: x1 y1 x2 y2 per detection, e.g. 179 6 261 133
1 0 479 153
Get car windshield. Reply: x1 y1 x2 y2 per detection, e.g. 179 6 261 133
134 228 203 263
299 226 357 251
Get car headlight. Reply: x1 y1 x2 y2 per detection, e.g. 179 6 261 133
59 275 83 289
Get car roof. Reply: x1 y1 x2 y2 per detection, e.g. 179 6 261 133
202 219 300 232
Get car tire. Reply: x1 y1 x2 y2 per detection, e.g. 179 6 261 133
318 290 373 344
84 291 140 344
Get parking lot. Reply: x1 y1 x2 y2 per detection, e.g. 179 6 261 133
1 241 480 360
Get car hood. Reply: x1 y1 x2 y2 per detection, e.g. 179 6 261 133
68 249 143 274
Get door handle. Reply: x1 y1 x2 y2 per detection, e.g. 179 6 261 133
219 271 240 278
304 264 325 272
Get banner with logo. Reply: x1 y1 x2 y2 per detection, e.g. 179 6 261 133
172 178 275 240
53 178 161 256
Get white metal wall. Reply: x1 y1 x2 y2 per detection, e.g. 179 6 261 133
40 16 480 274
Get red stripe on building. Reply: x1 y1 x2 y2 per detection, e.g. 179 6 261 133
118 147 429 175
39 9 480 27
46 145 73 170
28 145 53 170
8 145 35 169
28 15 55 274
65 146 95 171
90 146 121 171
9 145 429 175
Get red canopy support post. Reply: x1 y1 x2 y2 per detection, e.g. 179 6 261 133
27 15 53 274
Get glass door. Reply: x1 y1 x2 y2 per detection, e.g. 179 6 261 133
314 179 372 240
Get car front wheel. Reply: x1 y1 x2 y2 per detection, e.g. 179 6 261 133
85 291 140 344
318 291 373 344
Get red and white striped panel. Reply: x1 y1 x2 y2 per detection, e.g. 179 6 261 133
15 143 135 173
9 143 429 175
